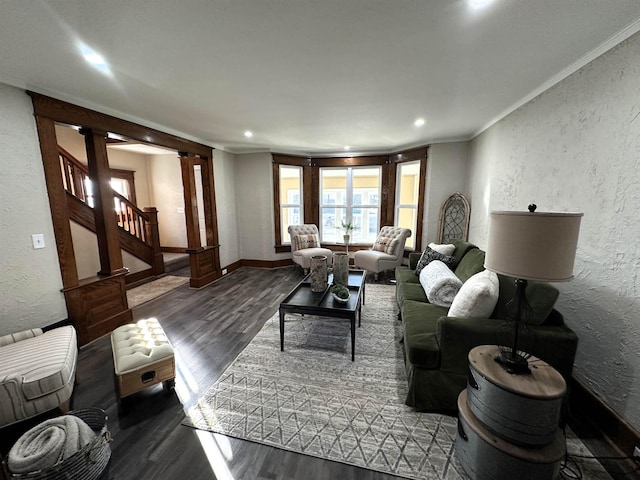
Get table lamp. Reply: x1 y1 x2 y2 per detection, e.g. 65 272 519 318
484 204 583 374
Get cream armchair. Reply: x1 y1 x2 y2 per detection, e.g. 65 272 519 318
288 224 333 273
0 325 77 428
354 226 412 280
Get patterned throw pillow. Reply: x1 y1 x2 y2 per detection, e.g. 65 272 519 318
415 246 457 276
294 234 319 250
373 235 398 254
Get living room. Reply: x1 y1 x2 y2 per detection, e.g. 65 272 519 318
1 2 640 479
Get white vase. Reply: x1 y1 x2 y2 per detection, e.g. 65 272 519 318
343 234 350 244
333 252 349 286
310 255 328 292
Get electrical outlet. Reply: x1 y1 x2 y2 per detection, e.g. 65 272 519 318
222 268 228 275
633 446 640 461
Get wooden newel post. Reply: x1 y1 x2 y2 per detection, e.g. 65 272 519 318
144 207 165 276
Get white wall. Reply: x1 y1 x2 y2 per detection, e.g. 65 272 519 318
467 32 640 430
0 84 68 334
148 153 187 248
236 152 290 262
213 149 241 267
424 142 469 244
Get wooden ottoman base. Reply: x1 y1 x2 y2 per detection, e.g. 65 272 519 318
110 318 175 400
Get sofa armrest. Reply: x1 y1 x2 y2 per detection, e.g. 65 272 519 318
408 252 422 270
0 329 43 347
437 316 578 381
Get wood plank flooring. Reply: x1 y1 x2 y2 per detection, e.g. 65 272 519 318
1 267 634 479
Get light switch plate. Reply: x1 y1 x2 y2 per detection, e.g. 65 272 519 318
32 234 45 249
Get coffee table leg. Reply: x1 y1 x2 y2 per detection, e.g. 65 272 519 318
351 316 355 361
280 310 285 351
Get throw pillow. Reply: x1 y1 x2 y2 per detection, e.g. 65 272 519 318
373 235 394 253
419 260 463 307
448 270 499 318
294 233 319 250
428 242 455 256
415 246 457 276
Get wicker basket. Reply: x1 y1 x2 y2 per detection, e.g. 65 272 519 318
4 408 112 480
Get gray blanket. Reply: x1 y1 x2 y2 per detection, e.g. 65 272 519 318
8 414 96 473
419 259 463 307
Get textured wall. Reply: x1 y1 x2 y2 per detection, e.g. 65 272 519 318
0 84 68 334
424 142 469 245
213 149 241 268
467 32 640 430
236 153 290 262
148 153 188 248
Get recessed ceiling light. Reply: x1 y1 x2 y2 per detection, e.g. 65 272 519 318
468 0 494 8
244 131 253 138
344 146 351 151
414 118 425 127
78 43 111 75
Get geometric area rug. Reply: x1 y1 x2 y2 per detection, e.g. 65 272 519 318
185 284 611 480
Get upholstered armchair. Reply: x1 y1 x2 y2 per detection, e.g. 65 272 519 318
354 226 412 280
288 224 333 273
0 326 78 428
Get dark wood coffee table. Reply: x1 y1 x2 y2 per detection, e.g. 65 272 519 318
279 270 366 361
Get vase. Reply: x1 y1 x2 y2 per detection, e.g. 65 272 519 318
343 234 350 245
310 255 328 292
333 252 349 286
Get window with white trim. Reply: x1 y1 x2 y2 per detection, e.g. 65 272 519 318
279 165 303 244
320 166 381 244
395 160 420 249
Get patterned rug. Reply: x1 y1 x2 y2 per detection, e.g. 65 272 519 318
186 284 611 479
127 275 189 308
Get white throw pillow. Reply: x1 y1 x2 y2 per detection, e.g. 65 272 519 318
448 270 499 318
428 242 455 256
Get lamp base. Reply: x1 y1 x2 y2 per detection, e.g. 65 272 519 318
494 351 531 375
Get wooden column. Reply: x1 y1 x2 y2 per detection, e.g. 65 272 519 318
81 128 127 276
180 153 221 288
144 207 165 276
32 115 79 288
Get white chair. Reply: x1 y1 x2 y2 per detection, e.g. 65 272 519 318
354 226 412 280
288 224 333 274
0 326 78 428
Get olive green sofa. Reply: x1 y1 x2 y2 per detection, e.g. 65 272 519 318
395 239 579 411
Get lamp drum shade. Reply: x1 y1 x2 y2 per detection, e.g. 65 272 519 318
484 211 583 282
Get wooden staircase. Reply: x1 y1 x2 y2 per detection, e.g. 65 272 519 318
59 146 164 280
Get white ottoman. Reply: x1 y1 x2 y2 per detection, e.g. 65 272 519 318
110 318 175 399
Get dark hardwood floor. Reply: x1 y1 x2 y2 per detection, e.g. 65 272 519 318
1 266 636 479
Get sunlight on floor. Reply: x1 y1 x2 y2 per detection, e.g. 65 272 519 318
196 430 236 480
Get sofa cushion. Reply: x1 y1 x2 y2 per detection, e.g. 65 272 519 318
428 243 455 255
415 246 457 276
448 270 499 318
454 248 486 283
402 300 449 368
419 260 463 307
395 266 420 285
493 275 560 325
0 326 77 400
451 239 478 265
397 282 428 306
293 233 319 250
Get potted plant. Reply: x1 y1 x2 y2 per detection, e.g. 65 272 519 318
331 283 350 303
341 220 356 245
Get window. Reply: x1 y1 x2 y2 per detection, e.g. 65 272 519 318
279 165 303 244
320 167 381 244
395 160 420 249
272 148 426 253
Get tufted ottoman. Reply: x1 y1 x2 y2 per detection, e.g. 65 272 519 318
110 318 175 400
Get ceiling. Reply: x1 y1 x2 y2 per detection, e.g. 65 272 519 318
1 1 640 156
